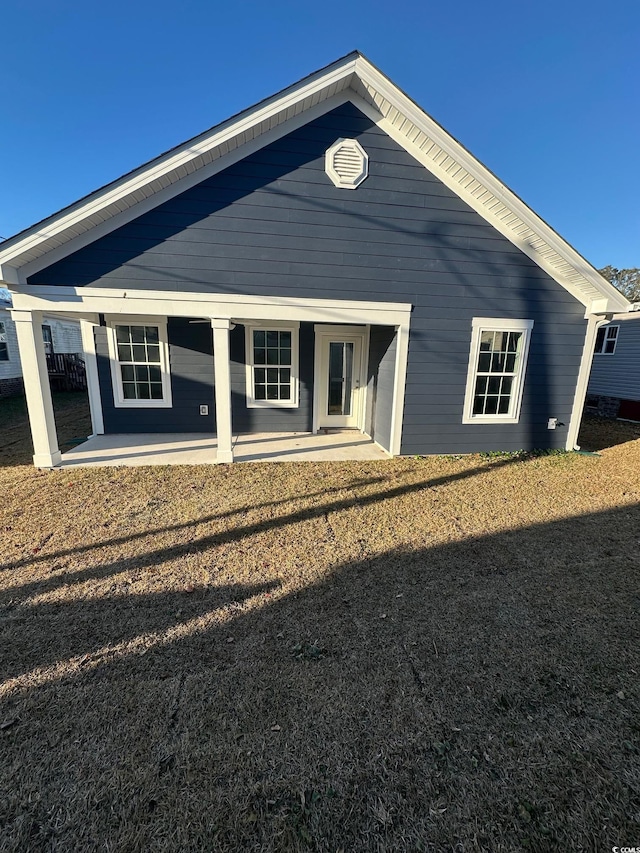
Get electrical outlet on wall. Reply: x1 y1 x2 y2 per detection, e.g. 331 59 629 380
547 418 557 429
200 405 209 416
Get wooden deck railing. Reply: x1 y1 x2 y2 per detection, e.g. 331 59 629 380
46 353 87 391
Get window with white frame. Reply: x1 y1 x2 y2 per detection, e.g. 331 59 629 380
462 318 533 424
106 318 172 408
0 322 8 361
594 324 619 355
42 325 53 355
245 324 299 408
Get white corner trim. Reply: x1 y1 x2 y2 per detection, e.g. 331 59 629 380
390 322 410 455
80 319 104 435
462 318 534 425
244 320 300 409
565 315 607 451
105 315 172 409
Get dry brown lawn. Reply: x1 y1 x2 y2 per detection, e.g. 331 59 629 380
1 396 639 852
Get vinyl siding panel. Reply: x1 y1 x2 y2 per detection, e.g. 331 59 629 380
588 316 640 402
48 317 82 354
230 322 314 433
96 319 216 433
0 312 22 380
0 312 82 380
32 102 587 453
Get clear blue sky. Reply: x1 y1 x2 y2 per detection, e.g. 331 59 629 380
2 0 638 269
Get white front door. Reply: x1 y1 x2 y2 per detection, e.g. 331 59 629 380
315 326 366 429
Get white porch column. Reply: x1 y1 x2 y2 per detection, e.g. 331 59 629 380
80 318 104 436
389 321 411 456
12 309 62 468
565 315 606 451
211 318 234 463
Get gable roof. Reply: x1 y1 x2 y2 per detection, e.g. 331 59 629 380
0 51 629 314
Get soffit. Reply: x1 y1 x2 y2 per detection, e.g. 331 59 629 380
0 52 628 313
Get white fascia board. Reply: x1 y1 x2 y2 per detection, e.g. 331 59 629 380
1 50 627 317
7 93 355 282
10 285 412 327
0 61 357 274
352 57 631 313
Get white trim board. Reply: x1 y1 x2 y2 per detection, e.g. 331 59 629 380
80 319 104 435
312 324 369 434
10 92 354 283
11 286 413 327
0 53 629 314
565 315 607 452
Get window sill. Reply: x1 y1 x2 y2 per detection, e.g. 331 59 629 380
113 399 173 409
246 400 299 409
462 415 520 425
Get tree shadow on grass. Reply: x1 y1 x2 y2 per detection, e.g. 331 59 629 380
1 500 638 853
0 472 390 580
0 457 515 581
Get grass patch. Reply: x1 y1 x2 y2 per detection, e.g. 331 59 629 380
478 447 571 460
578 413 640 452
0 392 91 467
0 399 638 851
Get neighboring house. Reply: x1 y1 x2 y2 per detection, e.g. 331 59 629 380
0 303 84 398
0 303 23 398
0 52 630 468
587 312 640 420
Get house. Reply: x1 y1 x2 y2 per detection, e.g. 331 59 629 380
0 301 84 399
586 312 640 420
0 52 630 468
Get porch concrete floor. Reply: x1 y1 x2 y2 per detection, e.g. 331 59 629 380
61 431 389 467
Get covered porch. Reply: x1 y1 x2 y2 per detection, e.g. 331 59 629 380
61 430 389 467
9 288 411 469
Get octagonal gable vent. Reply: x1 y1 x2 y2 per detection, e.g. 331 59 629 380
325 138 369 189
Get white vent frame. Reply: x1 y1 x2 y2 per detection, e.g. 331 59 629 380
325 138 369 189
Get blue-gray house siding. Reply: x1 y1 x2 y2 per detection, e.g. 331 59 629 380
30 102 587 453
96 318 216 433
588 316 640 403
230 322 315 433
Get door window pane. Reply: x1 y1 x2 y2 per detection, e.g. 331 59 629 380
327 341 354 416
